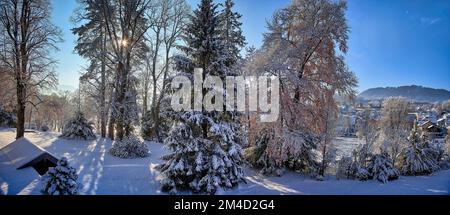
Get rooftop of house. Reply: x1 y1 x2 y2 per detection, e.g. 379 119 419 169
0 138 58 195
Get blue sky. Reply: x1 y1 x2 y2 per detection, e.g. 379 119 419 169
51 0 450 93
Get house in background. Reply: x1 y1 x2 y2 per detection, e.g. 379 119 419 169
437 113 450 128
418 120 445 139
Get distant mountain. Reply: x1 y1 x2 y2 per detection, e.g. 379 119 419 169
357 85 450 103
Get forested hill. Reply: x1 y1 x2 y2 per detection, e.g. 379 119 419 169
357 85 450 103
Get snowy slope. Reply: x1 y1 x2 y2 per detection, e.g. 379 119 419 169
0 129 449 195
222 168 449 195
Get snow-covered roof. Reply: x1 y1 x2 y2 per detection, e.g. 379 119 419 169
0 138 57 195
0 138 53 169
418 120 432 127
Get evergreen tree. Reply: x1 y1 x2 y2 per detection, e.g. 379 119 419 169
179 0 220 74
368 152 400 183
218 0 246 67
337 143 372 181
350 143 372 180
158 0 246 194
402 125 440 175
60 111 96 140
338 143 400 183
41 157 79 195
109 134 149 159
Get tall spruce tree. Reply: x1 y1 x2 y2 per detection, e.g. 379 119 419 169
157 0 246 194
219 0 246 67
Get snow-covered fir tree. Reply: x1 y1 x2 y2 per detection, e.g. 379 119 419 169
351 143 373 180
368 152 400 183
402 124 440 175
158 111 245 194
157 0 246 194
60 111 96 140
337 143 372 180
338 142 402 183
218 0 246 67
353 164 371 181
109 134 149 158
41 157 79 195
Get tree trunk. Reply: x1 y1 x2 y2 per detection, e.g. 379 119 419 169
16 2 29 139
153 105 161 141
28 107 32 129
100 29 107 137
143 90 148 114
320 143 327 177
151 28 161 108
142 58 151 114
107 75 115 140
16 86 25 139
114 62 126 141
100 91 106 137
108 114 115 140
152 47 172 141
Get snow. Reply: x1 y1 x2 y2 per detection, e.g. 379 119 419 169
0 129 164 195
225 168 449 195
333 137 360 160
0 129 449 195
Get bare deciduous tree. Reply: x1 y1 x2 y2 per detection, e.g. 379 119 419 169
246 0 357 174
380 97 411 167
356 107 379 148
141 0 189 140
0 0 62 139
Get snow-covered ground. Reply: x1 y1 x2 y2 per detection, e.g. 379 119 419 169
0 129 449 195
